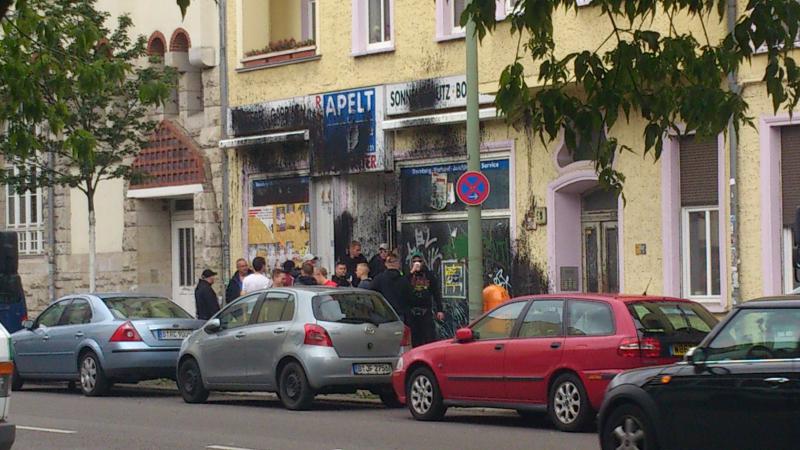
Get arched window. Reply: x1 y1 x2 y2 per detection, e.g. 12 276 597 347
169 28 191 52
147 32 166 57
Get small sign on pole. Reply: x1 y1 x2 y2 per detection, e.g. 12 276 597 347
456 171 491 206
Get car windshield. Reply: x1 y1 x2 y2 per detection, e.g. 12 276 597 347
628 301 718 335
707 307 800 361
102 297 191 319
312 293 399 325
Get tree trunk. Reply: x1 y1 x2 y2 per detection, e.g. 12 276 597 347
87 190 97 292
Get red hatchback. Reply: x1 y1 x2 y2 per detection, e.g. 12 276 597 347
392 294 718 431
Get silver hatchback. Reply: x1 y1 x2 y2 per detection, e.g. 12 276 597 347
177 286 410 410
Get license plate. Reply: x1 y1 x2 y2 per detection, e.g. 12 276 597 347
671 343 692 356
158 329 192 340
353 363 392 375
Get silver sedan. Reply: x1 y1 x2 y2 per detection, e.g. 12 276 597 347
11 293 204 396
177 286 410 410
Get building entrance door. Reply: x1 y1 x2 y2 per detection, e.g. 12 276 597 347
171 211 195 315
581 189 619 293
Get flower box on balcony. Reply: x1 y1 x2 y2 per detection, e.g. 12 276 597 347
241 45 317 68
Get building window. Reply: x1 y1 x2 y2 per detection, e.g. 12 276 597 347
436 0 466 41
682 207 721 298
352 0 393 55
4 168 44 256
240 0 317 64
678 134 721 301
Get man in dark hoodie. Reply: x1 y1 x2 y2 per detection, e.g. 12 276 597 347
370 254 412 323
331 263 351 287
195 269 220 320
406 251 444 347
295 262 318 286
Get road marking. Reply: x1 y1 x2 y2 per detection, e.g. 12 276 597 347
207 446 256 450
18 425 77 434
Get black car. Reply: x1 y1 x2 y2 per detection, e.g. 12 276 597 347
598 297 800 450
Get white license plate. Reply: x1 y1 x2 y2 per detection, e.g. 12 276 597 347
353 363 392 375
159 329 192 340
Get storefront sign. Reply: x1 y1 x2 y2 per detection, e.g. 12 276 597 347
228 96 312 137
385 75 494 116
312 86 386 172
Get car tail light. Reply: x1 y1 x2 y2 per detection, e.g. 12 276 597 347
618 337 662 358
401 325 411 347
0 362 11 398
304 324 333 347
110 321 143 342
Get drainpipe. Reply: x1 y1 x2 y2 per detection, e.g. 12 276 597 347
47 151 55 301
219 0 231 299
727 0 741 306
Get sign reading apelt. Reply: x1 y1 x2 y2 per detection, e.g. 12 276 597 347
385 75 494 116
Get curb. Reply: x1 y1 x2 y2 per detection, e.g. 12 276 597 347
128 382 384 405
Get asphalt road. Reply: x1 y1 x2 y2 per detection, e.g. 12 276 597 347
11 384 599 450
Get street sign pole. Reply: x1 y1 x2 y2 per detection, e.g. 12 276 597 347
465 1 483 321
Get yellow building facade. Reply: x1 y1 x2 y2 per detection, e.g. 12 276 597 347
222 0 800 329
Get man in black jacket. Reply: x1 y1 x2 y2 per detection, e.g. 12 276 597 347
406 252 445 347
224 258 252 304
341 240 368 283
295 262 318 286
195 269 220 320
368 243 389 278
370 254 411 323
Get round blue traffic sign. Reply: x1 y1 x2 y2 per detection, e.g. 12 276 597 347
456 171 491 206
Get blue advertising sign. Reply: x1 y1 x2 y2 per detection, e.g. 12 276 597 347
313 87 384 172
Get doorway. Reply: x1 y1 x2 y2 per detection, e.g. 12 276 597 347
171 200 195 315
581 189 619 293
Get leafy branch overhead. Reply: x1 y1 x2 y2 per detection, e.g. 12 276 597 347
465 0 800 194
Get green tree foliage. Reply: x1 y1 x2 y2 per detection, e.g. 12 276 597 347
465 0 800 194
0 0 176 289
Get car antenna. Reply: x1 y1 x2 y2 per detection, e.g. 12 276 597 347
642 277 652 296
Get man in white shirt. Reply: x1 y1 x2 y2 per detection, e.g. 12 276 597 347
241 256 273 295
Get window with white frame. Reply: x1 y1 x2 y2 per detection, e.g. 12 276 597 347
240 0 317 61
682 207 721 298
353 0 393 55
4 168 44 255
368 0 391 47
436 0 466 41
451 0 466 33
678 135 721 301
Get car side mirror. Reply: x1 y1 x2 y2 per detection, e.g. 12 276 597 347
685 346 707 365
455 328 474 343
203 318 221 334
21 320 34 330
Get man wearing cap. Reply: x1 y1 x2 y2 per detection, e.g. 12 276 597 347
406 251 445 347
302 253 319 266
369 243 389 278
195 269 220 320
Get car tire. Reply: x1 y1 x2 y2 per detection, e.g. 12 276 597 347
406 367 446 421
79 351 110 397
548 373 592 432
378 389 403 408
11 365 23 391
177 358 210 404
278 361 315 411
600 403 659 450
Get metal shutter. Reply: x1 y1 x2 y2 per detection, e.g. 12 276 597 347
680 135 718 207
781 125 800 226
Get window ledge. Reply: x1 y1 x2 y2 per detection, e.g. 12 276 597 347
239 46 319 71
688 297 728 314
237 54 321 73
352 44 395 58
436 32 466 43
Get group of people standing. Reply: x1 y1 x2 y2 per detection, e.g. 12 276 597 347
194 240 445 347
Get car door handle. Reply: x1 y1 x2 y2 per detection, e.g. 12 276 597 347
494 344 505 351
234 331 246 339
764 377 790 385
550 342 562 349
75 332 84 338
42 335 49 341
273 327 286 335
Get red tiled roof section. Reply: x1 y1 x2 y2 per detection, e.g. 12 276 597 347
130 120 205 189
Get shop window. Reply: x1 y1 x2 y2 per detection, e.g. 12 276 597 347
400 159 510 215
248 177 311 270
4 166 43 256
352 0 393 55
679 135 721 300
241 0 317 66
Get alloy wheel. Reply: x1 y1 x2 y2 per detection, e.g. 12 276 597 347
611 416 646 450
285 372 301 400
554 381 581 425
410 374 434 414
182 366 198 394
80 356 97 392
